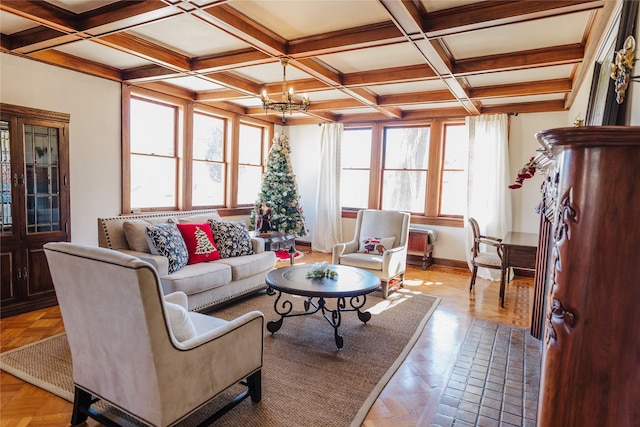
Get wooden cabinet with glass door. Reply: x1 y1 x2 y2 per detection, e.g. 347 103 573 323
0 104 71 318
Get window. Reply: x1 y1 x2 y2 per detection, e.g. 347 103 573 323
130 97 178 210
340 120 466 226
381 126 430 213
439 124 468 216
237 123 264 205
123 88 272 214
192 112 225 207
341 128 372 209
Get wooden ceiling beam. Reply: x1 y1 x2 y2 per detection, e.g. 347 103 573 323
379 90 456 105
27 49 122 81
77 1 175 32
423 0 604 37
97 32 191 70
192 49 271 73
481 99 566 114
122 65 186 82
287 22 405 56
454 44 584 74
343 64 437 86
198 4 286 57
201 71 262 96
379 0 480 115
470 79 573 99
306 99 365 111
0 0 75 32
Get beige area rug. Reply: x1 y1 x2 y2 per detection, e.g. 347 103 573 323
0 289 439 427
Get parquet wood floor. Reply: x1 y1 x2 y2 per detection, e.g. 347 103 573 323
0 250 534 426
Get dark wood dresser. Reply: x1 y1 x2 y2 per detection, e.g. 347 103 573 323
534 127 640 427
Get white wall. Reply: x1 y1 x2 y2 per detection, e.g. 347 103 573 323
509 112 568 233
1 53 121 245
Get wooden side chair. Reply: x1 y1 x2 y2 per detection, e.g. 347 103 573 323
468 217 507 307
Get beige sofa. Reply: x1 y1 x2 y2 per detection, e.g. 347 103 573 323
98 209 276 312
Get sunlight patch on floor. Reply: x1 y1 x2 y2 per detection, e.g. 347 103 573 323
404 278 444 287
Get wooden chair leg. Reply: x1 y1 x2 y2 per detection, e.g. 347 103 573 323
381 281 389 299
469 266 478 291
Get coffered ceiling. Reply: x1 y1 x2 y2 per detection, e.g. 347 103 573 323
0 0 616 125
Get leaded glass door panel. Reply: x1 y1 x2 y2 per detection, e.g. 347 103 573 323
0 104 70 318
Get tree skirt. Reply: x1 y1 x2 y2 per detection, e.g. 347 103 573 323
274 249 303 261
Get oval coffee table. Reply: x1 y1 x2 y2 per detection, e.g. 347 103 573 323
265 264 380 349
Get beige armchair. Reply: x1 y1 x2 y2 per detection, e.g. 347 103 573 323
332 209 411 298
43 242 264 427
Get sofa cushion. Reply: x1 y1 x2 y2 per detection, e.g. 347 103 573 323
208 219 254 258
123 218 172 253
176 223 221 265
145 223 189 273
159 261 232 296
216 251 276 281
178 212 223 224
164 301 197 342
338 252 384 272
358 236 395 254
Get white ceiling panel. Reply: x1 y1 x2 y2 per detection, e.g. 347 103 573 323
444 11 592 59
335 107 380 115
46 0 119 13
420 0 485 13
228 0 390 40
305 90 353 101
232 61 313 84
372 80 448 95
465 65 575 87
165 76 225 91
318 42 425 74
0 12 39 34
130 14 250 58
399 101 464 110
55 40 152 69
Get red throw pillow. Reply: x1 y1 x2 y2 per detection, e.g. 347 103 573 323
176 223 221 264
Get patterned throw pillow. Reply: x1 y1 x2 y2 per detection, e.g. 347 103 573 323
208 219 254 258
176 223 221 265
358 236 395 255
145 223 189 273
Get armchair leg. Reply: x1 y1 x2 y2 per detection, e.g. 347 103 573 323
381 274 405 299
247 370 262 403
71 387 91 426
469 266 478 291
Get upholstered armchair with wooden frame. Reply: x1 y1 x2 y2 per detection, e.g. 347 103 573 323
468 217 507 307
43 242 264 427
332 209 411 298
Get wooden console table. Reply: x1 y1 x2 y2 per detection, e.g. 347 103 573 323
501 231 538 273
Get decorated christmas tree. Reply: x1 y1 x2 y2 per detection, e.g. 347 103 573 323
250 134 307 236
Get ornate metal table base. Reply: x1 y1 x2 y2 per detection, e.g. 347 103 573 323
266 287 372 349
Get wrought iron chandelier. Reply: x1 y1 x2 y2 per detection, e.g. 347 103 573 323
261 57 310 122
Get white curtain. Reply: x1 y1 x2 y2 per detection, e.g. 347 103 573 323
312 123 344 252
465 114 512 280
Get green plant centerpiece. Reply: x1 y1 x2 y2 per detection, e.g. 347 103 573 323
306 261 338 280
